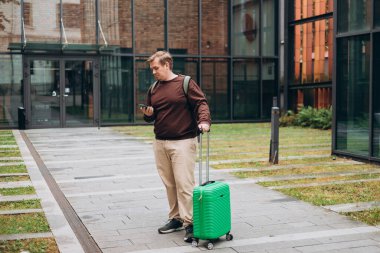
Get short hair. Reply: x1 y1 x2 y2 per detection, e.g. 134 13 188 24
147 51 173 70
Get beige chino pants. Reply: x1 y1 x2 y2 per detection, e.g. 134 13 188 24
153 137 197 227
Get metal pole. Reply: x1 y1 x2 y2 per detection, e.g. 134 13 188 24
270 97 279 164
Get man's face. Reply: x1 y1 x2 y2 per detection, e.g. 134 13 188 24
150 58 170 81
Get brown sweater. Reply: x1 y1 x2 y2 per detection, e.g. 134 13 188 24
144 75 211 140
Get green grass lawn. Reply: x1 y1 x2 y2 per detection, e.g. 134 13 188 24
0 186 36 196
0 200 41 210
0 238 59 253
113 123 380 226
0 165 27 174
0 213 50 234
0 130 55 252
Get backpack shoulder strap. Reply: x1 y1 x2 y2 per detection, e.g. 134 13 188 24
183 75 191 96
148 80 159 94
149 76 190 96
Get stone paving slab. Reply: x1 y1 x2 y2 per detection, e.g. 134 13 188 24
0 208 43 215
0 194 38 201
13 130 85 253
324 201 380 213
0 173 29 177
0 181 32 188
210 154 332 165
0 146 18 149
0 157 24 161
0 232 54 241
20 127 380 253
0 162 24 167
0 181 32 189
269 177 380 189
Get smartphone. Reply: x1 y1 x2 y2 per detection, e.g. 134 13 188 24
138 103 148 109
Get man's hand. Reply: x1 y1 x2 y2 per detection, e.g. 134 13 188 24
198 123 210 133
141 106 154 116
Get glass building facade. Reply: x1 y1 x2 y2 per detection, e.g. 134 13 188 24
286 0 333 112
0 0 278 129
333 0 380 162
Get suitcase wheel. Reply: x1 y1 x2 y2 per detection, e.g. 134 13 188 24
226 233 233 241
207 241 214 250
191 238 199 247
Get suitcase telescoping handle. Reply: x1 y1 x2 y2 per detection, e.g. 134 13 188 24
198 131 211 186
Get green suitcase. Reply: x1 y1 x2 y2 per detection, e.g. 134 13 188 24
192 132 233 250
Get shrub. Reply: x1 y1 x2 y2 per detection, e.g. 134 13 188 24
279 110 296 127
280 106 332 130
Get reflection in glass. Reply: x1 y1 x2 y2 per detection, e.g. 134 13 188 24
232 0 260 56
202 59 230 120
373 34 380 157
292 0 333 21
0 1 21 52
202 0 229 55
30 60 60 127
173 58 198 81
0 55 23 128
233 60 260 119
22 1 61 44
99 1 132 49
336 36 370 156
101 56 133 124
135 59 155 122
375 0 380 28
65 61 94 126
262 59 276 117
262 0 276 56
337 0 370 33
168 0 198 55
135 0 165 54
292 18 333 85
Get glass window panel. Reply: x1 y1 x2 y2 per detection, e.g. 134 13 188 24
0 1 21 52
232 0 260 56
65 60 94 127
202 0 229 55
262 0 276 56
173 58 198 81
375 0 380 28
291 0 333 21
336 35 370 156
168 0 198 55
135 58 155 122
30 60 60 127
62 0 96 44
135 0 164 54
373 33 380 157
23 1 61 44
262 59 277 118
337 0 370 33
202 59 230 120
291 18 333 85
100 56 133 124
0 54 22 128
233 59 260 119
99 0 132 49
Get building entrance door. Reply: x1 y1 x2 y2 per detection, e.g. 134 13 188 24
24 57 99 128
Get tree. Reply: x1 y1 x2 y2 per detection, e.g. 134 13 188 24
0 0 20 31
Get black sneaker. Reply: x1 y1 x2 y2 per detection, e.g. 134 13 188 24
158 219 183 234
184 225 193 242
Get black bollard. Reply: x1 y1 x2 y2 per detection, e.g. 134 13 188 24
269 97 279 164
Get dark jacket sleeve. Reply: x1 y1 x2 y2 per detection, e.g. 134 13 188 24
187 79 211 125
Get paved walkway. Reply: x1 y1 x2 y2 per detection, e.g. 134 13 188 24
15 128 380 252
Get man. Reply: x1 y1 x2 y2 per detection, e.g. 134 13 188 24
141 51 211 242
